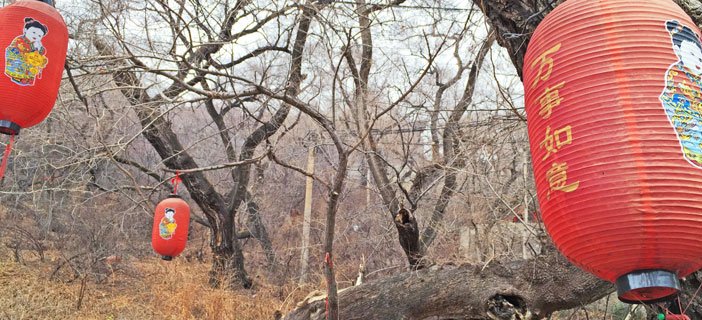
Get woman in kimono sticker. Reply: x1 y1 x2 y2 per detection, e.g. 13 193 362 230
159 208 178 240
660 20 702 168
4 17 49 86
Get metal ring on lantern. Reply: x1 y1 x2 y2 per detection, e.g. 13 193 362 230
616 270 681 304
0 121 20 136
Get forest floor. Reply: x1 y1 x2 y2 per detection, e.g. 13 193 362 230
0 251 316 320
0 247 643 320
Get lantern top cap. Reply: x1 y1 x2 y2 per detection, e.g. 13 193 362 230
167 194 182 199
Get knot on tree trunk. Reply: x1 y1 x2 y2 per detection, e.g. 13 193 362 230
283 290 326 320
394 208 425 269
487 294 531 320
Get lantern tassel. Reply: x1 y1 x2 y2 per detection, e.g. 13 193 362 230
0 134 15 182
170 170 181 194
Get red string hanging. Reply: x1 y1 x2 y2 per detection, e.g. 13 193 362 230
660 299 692 320
170 171 181 194
324 252 333 268
0 134 15 181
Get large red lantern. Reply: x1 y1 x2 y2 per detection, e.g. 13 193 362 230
151 195 190 260
0 0 68 178
524 0 702 303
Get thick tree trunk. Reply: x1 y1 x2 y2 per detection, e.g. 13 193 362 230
244 191 276 270
475 1 562 79
210 234 251 289
477 0 702 78
394 207 422 267
204 96 278 271
284 246 613 320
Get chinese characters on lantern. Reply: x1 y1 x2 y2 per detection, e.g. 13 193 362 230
538 82 565 118
531 43 580 198
530 43 561 89
540 125 572 160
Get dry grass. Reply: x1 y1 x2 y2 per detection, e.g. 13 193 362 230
0 251 312 320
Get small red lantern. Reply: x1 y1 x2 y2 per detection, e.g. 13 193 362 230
524 0 702 303
0 0 69 178
151 194 190 260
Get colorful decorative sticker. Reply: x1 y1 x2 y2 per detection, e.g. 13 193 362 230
660 20 702 168
4 17 49 86
159 208 178 240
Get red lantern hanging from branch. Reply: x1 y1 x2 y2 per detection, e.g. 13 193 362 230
0 0 68 179
524 0 702 303
151 173 190 260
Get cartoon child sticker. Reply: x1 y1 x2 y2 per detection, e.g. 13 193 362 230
159 208 178 240
4 17 49 86
660 20 702 168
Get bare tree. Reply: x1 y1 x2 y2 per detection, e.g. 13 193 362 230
72 0 323 289
4 0 702 319
280 1 702 319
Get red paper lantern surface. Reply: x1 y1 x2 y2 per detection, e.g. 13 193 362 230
151 195 190 260
524 0 702 303
0 0 68 135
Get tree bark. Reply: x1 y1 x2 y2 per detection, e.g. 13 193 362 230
284 245 612 320
243 191 277 269
475 0 563 79
477 0 702 79
203 96 277 270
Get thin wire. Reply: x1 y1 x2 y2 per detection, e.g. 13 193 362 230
683 279 702 314
330 1 469 11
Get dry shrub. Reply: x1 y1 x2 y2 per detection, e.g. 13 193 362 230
0 246 299 320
